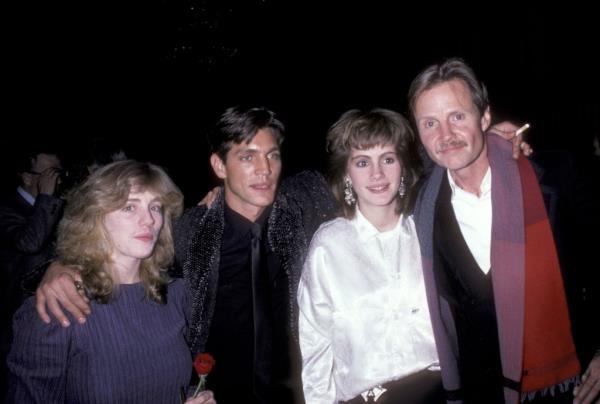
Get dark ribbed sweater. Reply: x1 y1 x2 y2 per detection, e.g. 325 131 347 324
6 279 192 404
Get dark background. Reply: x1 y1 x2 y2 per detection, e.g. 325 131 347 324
4 1 599 204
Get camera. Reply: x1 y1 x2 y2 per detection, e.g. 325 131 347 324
55 168 70 181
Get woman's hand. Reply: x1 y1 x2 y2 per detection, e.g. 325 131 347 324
197 187 221 207
574 354 600 404
489 121 533 159
185 390 217 404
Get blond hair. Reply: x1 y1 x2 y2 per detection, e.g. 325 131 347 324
57 160 184 304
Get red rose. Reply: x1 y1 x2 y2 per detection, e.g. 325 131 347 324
194 353 215 375
191 353 215 398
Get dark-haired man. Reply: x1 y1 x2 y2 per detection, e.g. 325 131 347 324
0 149 65 399
35 106 336 403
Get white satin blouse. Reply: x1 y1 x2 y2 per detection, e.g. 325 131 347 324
298 209 438 403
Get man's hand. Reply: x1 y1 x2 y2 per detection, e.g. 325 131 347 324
574 354 600 404
37 167 62 196
35 261 91 327
489 121 533 159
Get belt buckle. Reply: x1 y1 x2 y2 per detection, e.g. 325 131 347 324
363 386 387 402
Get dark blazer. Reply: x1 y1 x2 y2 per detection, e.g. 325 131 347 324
0 190 64 398
0 191 64 318
171 170 336 403
0 192 64 283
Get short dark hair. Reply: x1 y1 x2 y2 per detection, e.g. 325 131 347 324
16 148 61 175
326 108 423 218
208 106 285 161
408 57 489 123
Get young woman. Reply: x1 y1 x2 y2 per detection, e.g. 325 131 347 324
7 160 216 404
298 109 444 403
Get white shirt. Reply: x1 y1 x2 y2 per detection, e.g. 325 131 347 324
447 168 492 274
298 209 438 403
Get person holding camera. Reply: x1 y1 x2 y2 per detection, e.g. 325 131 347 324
0 147 66 400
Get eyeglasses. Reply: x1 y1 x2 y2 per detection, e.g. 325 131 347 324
27 168 68 178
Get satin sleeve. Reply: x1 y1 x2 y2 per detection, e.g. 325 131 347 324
298 243 337 404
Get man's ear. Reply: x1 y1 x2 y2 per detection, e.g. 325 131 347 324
210 153 227 180
481 106 492 132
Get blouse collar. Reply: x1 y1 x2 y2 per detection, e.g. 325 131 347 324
352 206 402 243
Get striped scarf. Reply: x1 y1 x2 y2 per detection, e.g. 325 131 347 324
488 136 580 402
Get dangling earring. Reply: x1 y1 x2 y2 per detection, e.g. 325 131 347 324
344 176 356 206
398 175 406 198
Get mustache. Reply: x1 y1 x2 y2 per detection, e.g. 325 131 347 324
436 139 468 153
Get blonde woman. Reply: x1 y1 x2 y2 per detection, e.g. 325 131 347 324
7 160 215 404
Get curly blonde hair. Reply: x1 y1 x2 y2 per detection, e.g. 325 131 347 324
57 160 184 304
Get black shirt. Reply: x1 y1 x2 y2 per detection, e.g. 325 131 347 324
205 203 275 404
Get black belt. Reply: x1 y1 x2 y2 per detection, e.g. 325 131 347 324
342 369 444 403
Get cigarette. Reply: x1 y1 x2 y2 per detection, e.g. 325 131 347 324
515 123 530 137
